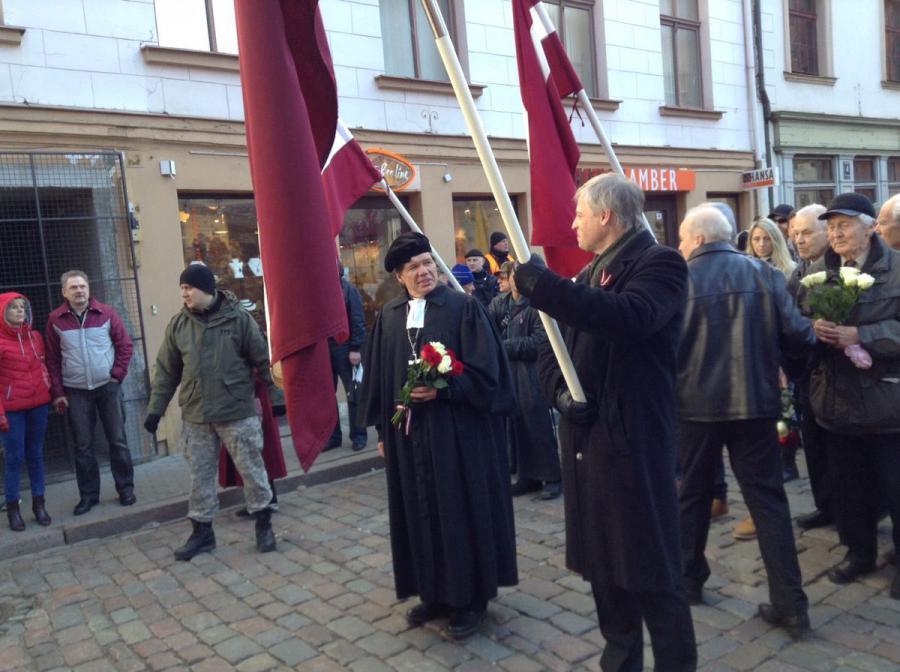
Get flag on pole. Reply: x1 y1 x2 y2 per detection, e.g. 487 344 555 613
323 120 383 236
513 0 593 278
235 0 346 471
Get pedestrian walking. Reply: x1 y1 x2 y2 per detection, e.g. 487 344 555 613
0 293 52 530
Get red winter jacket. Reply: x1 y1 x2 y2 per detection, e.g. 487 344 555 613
0 292 52 416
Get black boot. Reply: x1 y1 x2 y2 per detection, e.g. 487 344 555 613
254 508 276 553
174 519 216 561
6 501 25 532
32 496 51 526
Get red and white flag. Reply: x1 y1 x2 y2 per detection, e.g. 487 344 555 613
235 0 347 471
323 120 383 236
513 0 593 278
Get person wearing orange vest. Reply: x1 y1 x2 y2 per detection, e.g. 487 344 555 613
484 232 515 276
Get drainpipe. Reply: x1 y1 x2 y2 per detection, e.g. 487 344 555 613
742 0 765 218
751 0 775 214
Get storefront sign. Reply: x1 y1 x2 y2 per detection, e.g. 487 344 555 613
576 166 696 192
366 148 417 192
741 166 779 190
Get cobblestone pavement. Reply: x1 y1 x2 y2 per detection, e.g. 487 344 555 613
0 467 897 671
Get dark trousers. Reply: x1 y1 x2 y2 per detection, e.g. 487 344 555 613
328 351 365 447
2 404 49 502
591 581 697 672
824 430 900 565
800 402 831 516
713 451 727 500
679 419 808 615
67 382 134 498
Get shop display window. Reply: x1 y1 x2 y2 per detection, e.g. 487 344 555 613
452 197 519 263
793 156 834 208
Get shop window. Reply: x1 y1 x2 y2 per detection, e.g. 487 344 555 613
380 0 466 82
543 1 601 98
853 157 877 202
660 0 703 108
155 0 238 54
793 155 834 207
888 0 900 82
453 197 518 263
179 195 265 331
339 196 411 329
888 157 900 194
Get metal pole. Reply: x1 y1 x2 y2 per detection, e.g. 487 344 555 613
381 179 465 293
531 2 655 240
419 0 585 402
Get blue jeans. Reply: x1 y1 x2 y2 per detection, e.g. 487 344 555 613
2 404 49 502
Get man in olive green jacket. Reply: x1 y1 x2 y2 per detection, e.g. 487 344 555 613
144 263 276 560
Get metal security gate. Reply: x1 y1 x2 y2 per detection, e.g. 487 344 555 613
0 152 154 480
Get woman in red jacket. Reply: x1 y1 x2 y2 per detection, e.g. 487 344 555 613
0 293 52 530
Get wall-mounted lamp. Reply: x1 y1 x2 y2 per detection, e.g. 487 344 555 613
442 172 453 183
160 159 176 177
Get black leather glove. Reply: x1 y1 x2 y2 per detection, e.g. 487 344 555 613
271 404 286 418
143 413 161 434
512 255 548 297
555 387 596 425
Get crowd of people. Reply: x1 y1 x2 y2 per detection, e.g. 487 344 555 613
2 176 899 670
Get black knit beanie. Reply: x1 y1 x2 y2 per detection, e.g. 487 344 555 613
179 262 216 295
490 231 508 248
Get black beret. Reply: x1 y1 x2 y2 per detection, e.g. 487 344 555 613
384 232 432 272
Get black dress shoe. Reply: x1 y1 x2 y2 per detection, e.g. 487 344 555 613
758 603 810 640
73 497 99 516
444 606 485 640
351 440 367 452
796 510 833 530
535 482 561 501
510 479 541 497
827 558 876 584
119 491 136 506
406 601 449 626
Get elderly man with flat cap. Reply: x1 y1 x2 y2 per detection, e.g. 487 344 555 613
800 193 900 600
359 232 518 639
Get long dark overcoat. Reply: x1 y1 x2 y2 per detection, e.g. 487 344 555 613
359 284 518 608
530 230 688 592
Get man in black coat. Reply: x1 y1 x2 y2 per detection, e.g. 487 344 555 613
359 232 518 640
464 249 500 306
326 265 368 451
676 205 814 638
515 174 696 672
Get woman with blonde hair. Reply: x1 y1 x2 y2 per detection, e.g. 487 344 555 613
748 217 796 278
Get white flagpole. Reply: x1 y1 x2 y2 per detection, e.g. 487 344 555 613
381 178 465 293
531 1 655 240
419 0 585 403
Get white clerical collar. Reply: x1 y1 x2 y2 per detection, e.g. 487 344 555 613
407 298 426 329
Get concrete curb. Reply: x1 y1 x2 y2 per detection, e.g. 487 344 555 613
1 454 384 561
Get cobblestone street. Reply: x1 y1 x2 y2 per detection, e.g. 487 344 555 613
0 468 897 671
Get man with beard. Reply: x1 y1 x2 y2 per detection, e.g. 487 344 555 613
360 232 518 640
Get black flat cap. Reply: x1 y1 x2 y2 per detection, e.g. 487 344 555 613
384 232 432 272
768 204 794 221
818 192 876 220
464 249 484 259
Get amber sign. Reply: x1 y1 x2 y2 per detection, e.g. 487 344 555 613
366 148 417 192
577 166 697 192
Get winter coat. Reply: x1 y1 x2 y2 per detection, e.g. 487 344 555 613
678 242 815 421
529 229 687 592
0 293 52 415
800 234 900 435
329 277 367 355
45 297 133 397
147 291 274 424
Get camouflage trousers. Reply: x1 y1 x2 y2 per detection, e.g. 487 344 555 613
182 416 273 523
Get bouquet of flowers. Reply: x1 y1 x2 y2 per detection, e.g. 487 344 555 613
800 266 876 369
776 387 801 449
392 341 464 432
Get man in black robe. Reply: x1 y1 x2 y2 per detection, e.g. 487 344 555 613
360 232 518 640
515 174 697 672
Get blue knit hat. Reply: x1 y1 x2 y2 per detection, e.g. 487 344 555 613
450 263 474 286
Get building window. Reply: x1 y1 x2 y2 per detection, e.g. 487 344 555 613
793 156 834 207
888 0 900 82
380 0 466 82
889 157 900 194
453 197 518 263
155 0 238 54
543 1 599 98
660 0 702 108
788 0 818 75
854 157 877 202
338 196 411 328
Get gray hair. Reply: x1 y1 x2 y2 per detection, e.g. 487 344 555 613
576 173 645 232
887 194 900 224
60 270 89 287
858 213 876 229
683 206 733 243
699 201 736 238
791 204 827 230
